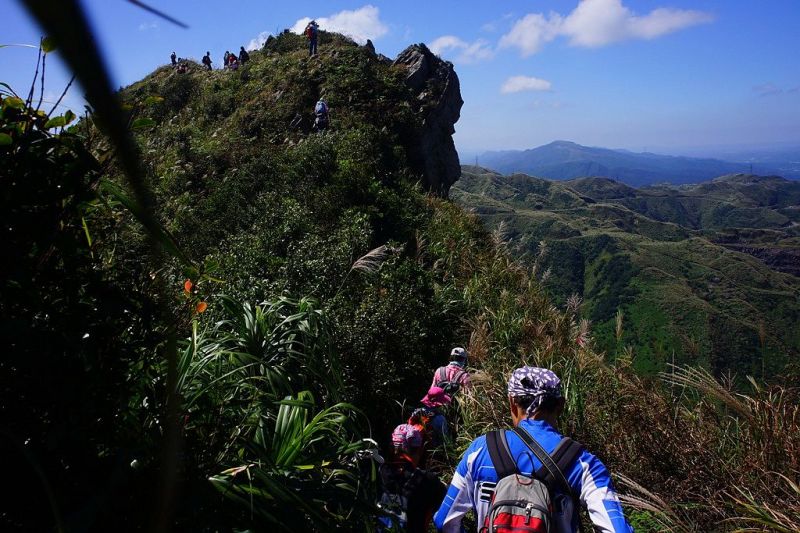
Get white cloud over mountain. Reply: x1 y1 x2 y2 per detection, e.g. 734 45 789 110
498 13 563 57
247 32 272 51
500 0 713 57
290 5 388 45
501 76 553 94
429 35 494 64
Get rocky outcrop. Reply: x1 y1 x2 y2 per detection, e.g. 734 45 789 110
393 44 463 197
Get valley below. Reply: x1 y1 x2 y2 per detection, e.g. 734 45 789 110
454 166 800 377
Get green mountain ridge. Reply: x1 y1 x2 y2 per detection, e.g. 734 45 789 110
456 166 800 376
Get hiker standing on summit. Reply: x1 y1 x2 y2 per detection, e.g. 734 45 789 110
238 46 250 64
305 20 319 56
434 366 633 532
202 51 212 71
431 347 471 395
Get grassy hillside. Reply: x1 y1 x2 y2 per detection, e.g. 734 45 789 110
4 25 799 532
455 166 800 377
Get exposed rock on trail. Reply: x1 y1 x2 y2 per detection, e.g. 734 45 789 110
394 44 463 196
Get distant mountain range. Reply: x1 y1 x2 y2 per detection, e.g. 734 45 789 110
454 166 800 376
477 141 799 186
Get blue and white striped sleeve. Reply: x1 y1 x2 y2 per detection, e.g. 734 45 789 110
570 450 634 533
434 438 483 532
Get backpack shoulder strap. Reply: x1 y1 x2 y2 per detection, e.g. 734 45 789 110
550 437 585 476
512 427 576 499
486 430 517 479
453 368 467 384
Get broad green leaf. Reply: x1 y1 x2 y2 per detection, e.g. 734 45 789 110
41 36 57 53
3 96 24 110
143 95 164 106
64 109 76 124
131 117 155 130
0 133 12 145
44 115 67 129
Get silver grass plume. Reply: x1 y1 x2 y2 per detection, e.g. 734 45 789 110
350 245 390 274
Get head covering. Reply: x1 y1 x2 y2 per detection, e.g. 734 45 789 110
507 366 562 417
450 347 468 366
391 423 423 451
421 386 451 408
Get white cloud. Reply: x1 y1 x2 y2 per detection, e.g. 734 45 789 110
561 0 714 47
499 0 713 56
247 31 271 51
290 5 388 44
499 13 562 57
138 22 158 32
501 75 553 94
429 35 494 64
429 36 467 55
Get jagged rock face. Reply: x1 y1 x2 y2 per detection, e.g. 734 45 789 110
394 44 463 197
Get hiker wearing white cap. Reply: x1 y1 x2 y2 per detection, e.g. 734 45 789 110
431 347 471 395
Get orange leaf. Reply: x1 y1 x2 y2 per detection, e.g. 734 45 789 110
196 301 208 314
184 279 193 294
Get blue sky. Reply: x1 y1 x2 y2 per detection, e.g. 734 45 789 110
3 0 799 156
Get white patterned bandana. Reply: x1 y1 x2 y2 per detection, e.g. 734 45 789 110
507 366 562 416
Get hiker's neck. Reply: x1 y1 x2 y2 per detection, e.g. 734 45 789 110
509 398 560 428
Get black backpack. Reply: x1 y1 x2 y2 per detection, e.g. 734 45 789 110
484 427 585 533
435 366 466 395
377 463 426 531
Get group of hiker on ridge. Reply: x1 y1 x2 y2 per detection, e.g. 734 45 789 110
170 47 250 73
171 17 322 73
377 348 633 532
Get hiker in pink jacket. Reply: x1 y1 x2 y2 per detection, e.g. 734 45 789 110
430 347 471 395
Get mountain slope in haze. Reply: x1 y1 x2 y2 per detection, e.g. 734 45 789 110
479 141 759 186
455 166 800 376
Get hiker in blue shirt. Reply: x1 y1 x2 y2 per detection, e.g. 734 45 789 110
434 366 633 533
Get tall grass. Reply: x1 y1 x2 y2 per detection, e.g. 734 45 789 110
426 199 800 531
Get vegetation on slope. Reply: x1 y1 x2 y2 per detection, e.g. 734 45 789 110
455 166 800 378
3 19 798 533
